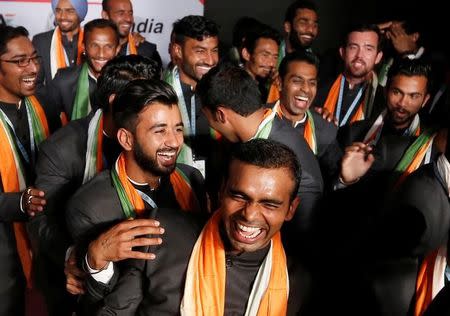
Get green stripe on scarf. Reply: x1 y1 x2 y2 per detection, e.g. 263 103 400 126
111 167 135 219
394 129 435 173
71 63 90 120
24 97 46 146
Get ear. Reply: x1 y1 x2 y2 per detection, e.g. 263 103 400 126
108 93 116 106
283 21 292 34
422 93 430 108
276 75 282 92
101 10 109 19
339 46 344 60
216 106 228 124
411 32 420 43
242 47 251 62
375 50 383 65
285 196 300 221
173 43 183 60
117 128 134 151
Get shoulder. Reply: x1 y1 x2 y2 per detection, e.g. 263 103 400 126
40 116 89 153
175 163 204 181
32 29 54 43
310 111 337 134
53 65 82 81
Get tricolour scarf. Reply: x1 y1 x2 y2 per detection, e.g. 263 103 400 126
71 62 91 120
82 109 103 184
50 26 84 80
323 72 378 127
363 109 421 146
393 128 435 188
111 153 200 218
0 96 49 289
126 33 138 55
180 210 289 316
273 100 317 154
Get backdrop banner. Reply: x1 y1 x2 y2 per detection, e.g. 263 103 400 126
0 0 204 64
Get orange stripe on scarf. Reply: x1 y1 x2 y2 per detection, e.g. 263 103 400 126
181 210 288 315
266 81 280 104
0 123 33 289
28 95 50 137
322 74 343 115
169 170 199 211
127 33 138 55
303 117 314 151
116 154 145 216
55 27 84 69
415 250 439 316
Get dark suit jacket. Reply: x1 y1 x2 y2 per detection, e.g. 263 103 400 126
118 40 162 70
0 95 59 316
32 29 80 88
47 64 98 118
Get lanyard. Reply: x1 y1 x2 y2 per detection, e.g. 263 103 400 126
136 189 157 209
172 66 196 137
336 77 364 127
0 105 32 165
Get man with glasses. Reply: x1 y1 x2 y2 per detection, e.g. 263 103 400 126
0 25 60 316
32 0 88 86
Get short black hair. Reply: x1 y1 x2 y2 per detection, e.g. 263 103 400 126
284 0 318 24
172 15 219 44
83 18 120 46
0 25 29 57
242 25 281 54
113 79 179 132
96 55 161 112
231 16 264 48
342 23 383 52
226 139 301 201
278 50 319 81
196 62 262 116
387 58 432 92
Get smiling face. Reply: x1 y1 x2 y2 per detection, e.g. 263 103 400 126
340 31 382 80
243 38 279 80
386 74 429 129
132 102 184 176
83 27 119 78
0 36 40 104
221 160 298 254
102 0 134 38
279 60 317 122
54 0 80 34
175 36 219 87
285 8 318 50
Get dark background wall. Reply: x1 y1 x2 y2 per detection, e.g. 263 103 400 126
204 0 448 58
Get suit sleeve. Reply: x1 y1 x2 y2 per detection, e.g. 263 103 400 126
0 192 27 222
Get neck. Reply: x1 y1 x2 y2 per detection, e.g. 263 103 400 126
124 154 161 189
236 108 267 141
280 102 306 123
120 35 128 46
244 66 256 80
344 71 371 89
0 90 22 105
179 68 197 90
60 26 79 42
87 64 100 79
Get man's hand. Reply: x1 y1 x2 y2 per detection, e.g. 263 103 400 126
21 187 46 217
87 219 164 270
315 106 337 125
65 248 87 295
385 21 418 55
340 142 375 184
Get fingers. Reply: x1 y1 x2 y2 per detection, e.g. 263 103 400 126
121 225 165 241
22 187 46 216
65 276 85 295
123 249 157 260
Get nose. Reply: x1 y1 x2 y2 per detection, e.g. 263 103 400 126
242 202 260 222
397 94 408 107
204 51 217 67
165 128 183 148
26 58 39 73
124 12 133 23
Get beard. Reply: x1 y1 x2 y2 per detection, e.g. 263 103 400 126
289 31 312 51
133 140 176 177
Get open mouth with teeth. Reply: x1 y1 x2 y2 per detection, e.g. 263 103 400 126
196 65 213 77
21 75 37 91
293 95 309 109
157 150 177 166
233 222 264 243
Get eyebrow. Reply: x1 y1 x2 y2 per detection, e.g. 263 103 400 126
8 50 38 59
